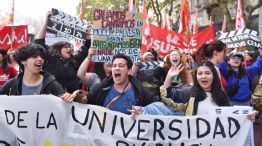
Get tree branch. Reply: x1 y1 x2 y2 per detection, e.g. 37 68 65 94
251 0 262 14
155 0 162 27
245 0 262 26
168 0 174 16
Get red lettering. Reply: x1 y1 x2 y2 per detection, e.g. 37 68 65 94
94 9 126 21
96 49 113 55
94 9 102 21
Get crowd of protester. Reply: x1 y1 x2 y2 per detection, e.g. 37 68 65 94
0 11 262 145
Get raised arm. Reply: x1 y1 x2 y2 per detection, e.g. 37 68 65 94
77 48 96 85
37 11 52 39
73 26 92 66
131 61 142 76
162 64 185 89
159 64 184 100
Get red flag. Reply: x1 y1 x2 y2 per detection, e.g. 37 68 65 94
128 0 136 12
193 8 199 34
191 24 216 50
149 23 186 57
140 0 150 53
178 0 190 35
221 15 227 32
236 0 245 29
80 0 85 19
0 25 28 51
178 0 190 47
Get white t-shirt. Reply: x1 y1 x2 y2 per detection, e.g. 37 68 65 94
197 92 218 115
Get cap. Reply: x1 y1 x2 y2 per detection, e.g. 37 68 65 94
142 51 154 60
228 52 244 61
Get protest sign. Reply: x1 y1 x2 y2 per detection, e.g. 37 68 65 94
140 61 161 71
0 95 252 146
137 61 162 81
92 9 143 62
0 25 28 50
217 28 262 49
46 8 89 50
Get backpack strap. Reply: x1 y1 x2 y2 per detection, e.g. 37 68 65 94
105 82 130 108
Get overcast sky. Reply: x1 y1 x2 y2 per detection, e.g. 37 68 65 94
0 0 78 18
1 0 79 33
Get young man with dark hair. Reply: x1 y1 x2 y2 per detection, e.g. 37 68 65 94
63 54 159 114
0 43 64 96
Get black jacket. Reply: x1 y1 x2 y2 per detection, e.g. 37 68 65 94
0 71 64 96
167 83 192 103
35 39 91 93
154 66 167 85
88 76 159 106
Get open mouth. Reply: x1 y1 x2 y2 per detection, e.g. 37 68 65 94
201 80 209 85
66 51 72 55
114 73 121 79
34 63 43 69
172 59 178 64
35 64 43 70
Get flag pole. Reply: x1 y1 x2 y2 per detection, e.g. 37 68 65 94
10 0 15 50
80 0 85 19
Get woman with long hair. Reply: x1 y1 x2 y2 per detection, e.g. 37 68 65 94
7 49 20 73
139 61 229 116
35 11 91 93
155 49 192 86
195 40 227 89
184 61 229 115
218 50 262 106
0 49 18 87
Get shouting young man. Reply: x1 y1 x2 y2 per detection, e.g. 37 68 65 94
63 54 159 114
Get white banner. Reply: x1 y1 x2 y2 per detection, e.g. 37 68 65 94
0 95 252 146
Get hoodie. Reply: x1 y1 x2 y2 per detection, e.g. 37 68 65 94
0 71 64 96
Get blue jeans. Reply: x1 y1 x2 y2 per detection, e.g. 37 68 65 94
142 102 184 116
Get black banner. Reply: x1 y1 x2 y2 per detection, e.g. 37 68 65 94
217 28 262 49
46 8 89 44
